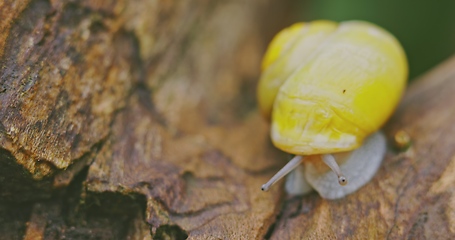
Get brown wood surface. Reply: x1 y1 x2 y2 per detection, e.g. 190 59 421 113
1 0 455 239
0 0 291 239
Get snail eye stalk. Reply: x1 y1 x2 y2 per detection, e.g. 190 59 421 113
261 155 303 191
322 154 348 186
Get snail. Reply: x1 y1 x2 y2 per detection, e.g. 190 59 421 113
258 20 407 199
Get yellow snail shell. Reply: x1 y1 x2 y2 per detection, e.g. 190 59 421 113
258 20 407 199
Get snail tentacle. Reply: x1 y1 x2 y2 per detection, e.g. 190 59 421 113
321 154 348 186
261 155 303 191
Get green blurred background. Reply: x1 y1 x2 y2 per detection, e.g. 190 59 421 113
298 0 455 80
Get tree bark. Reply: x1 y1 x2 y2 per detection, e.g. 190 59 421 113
2 0 455 239
0 0 292 239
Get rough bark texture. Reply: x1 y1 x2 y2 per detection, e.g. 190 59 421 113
0 0 289 200
2 0 455 239
0 0 136 200
0 0 291 239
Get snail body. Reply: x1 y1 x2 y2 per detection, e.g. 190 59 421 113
259 20 407 199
